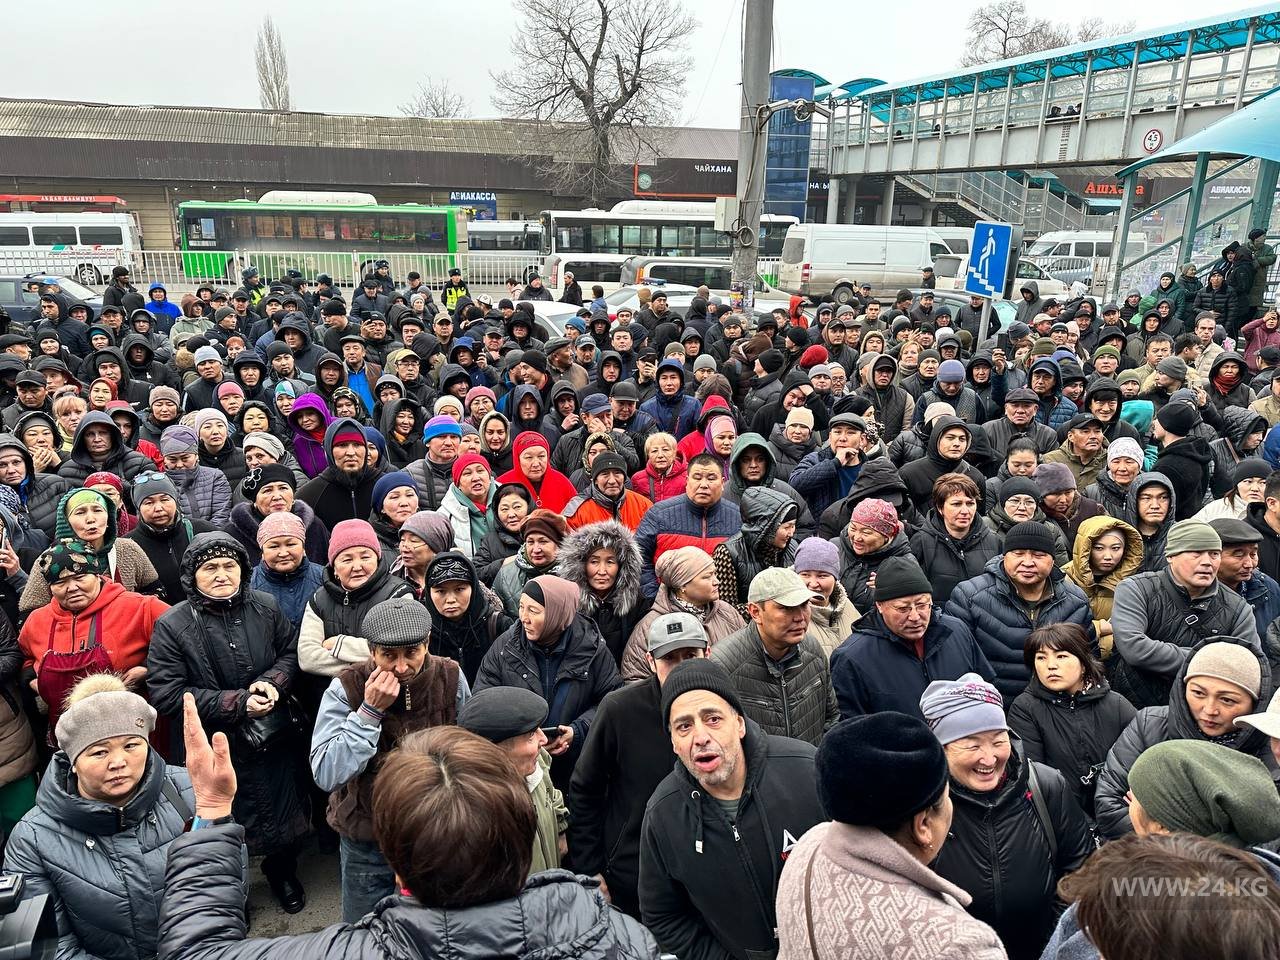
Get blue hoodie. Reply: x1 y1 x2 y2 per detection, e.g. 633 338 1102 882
1263 422 1280 470
639 359 701 439
147 282 182 321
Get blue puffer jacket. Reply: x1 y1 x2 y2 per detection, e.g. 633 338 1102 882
945 554 1097 703
1239 569 1280 645
638 361 701 439
2 751 231 960
830 607 994 720
1029 357 1078 430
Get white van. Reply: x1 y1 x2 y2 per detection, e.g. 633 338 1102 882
933 227 974 256
540 253 630 298
1027 230 1117 259
0 213 139 286
777 224 953 304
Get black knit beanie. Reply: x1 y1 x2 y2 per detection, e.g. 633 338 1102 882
1003 520 1057 555
873 556 933 602
660 659 745 729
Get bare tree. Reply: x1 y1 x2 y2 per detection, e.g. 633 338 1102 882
1076 16 1136 43
492 0 697 205
960 2 1133 67
400 78 470 119
254 15 291 111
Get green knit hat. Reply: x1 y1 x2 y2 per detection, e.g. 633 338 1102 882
1031 338 1056 357
1129 740 1280 848
1092 345 1121 361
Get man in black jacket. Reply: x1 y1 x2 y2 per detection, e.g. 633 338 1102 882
639 659 825 960
100 265 136 309
1151 399 1213 520
569 612 709 918
296 418 381 529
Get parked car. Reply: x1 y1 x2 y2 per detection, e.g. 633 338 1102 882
931 253 1070 298
603 283 787 322
0 274 103 328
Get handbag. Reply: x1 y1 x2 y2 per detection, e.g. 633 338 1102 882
188 607 306 752
237 695 308 751
38 612 114 747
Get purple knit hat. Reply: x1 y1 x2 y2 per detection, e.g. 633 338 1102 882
327 519 381 564
793 537 840 577
256 511 307 548
850 498 901 539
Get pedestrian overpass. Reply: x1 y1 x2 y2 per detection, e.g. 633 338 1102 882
822 6 1280 227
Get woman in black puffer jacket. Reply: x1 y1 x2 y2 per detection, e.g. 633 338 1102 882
1094 635 1273 840
712 486 799 619
146 532 310 910
474 575 621 789
909 472 1000 605
1008 624 1136 818
473 482 532 582
923 672 1094 960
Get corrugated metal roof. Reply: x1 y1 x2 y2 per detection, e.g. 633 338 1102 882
0 98 737 160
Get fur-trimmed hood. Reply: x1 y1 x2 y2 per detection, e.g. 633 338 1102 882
555 519 643 615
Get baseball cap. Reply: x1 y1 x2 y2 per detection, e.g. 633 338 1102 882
747 567 820 606
646 612 709 660
581 393 611 414
1065 412 1104 430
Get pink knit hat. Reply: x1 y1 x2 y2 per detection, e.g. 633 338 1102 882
327 518 381 564
256 511 307 548
216 381 244 399
850 498 901 540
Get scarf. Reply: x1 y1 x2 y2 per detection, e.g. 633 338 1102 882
671 594 714 622
1213 371 1241 395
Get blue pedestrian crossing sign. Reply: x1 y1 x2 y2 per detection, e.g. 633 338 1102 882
965 221 1016 299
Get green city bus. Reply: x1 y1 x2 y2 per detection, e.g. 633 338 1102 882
176 193 468 284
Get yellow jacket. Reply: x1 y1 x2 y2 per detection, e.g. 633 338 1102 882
1061 515 1144 659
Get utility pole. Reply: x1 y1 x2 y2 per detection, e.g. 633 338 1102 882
730 0 774 303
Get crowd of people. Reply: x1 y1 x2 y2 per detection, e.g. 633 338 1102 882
0 247 1278 960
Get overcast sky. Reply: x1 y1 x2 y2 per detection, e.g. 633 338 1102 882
9 0 1215 127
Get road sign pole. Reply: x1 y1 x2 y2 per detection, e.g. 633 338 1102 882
976 298 993 347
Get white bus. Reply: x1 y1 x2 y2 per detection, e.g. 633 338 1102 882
537 201 797 296
466 220 543 252
0 212 139 285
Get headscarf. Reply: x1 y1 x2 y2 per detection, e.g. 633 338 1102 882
39 537 108 581
580 431 617 470
655 545 715 592
521 574 580 642
54 488 117 564
704 415 737 478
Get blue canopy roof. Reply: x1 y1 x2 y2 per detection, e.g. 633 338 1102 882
1117 89 1280 177
840 5 1280 107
